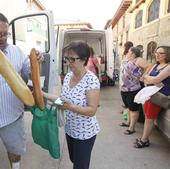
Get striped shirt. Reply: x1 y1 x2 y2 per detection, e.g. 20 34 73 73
0 44 30 127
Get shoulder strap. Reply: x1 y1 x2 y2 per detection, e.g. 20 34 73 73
148 64 157 74
158 64 169 71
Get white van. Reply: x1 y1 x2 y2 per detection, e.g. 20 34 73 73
57 28 115 86
9 12 115 93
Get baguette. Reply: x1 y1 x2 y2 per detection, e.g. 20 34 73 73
0 49 35 106
29 48 45 110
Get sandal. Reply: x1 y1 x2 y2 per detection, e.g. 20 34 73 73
133 138 141 144
134 138 150 144
134 139 150 148
119 122 129 127
124 129 136 135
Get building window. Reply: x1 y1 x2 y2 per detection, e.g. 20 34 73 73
147 41 157 63
168 0 170 13
135 10 143 28
148 0 160 23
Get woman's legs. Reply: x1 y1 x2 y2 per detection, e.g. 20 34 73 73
134 101 161 148
127 110 131 125
124 110 139 134
120 109 130 126
121 90 140 133
128 110 139 131
66 134 74 163
134 118 153 148
66 134 96 169
120 92 130 126
141 118 154 142
141 101 161 141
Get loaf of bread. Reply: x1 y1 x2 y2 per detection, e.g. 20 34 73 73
29 48 45 110
0 49 35 106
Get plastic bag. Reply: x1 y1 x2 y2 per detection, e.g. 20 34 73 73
30 105 60 159
122 109 128 120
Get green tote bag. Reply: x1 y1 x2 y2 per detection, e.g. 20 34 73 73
30 105 60 159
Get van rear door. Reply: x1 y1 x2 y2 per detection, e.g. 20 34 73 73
58 28 115 85
59 29 107 74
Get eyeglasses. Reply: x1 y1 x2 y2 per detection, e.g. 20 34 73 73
0 32 11 38
63 56 80 63
154 52 166 55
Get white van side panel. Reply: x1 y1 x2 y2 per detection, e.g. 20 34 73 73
105 28 114 79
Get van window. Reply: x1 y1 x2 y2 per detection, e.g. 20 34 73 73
8 14 49 55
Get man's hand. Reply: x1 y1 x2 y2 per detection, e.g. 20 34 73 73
35 50 44 63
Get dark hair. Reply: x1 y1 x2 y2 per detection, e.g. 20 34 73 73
130 47 141 58
0 13 8 23
89 47 94 56
156 46 170 63
123 41 133 55
62 40 90 66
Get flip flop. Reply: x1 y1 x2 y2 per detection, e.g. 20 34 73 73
119 122 129 127
124 129 136 135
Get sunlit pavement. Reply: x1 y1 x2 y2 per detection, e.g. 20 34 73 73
0 84 170 169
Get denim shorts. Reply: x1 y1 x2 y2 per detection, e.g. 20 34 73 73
0 115 26 155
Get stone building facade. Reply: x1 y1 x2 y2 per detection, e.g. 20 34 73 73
129 0 170 63
108 0 170 63
106 0 170 138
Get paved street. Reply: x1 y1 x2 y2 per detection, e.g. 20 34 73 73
0 84 170 169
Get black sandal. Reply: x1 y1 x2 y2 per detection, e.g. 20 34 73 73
134 139 150 148
124 129 136 135
119 122 129 127
133 138 141 144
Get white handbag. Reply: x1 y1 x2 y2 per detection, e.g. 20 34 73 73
57 109 66 127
